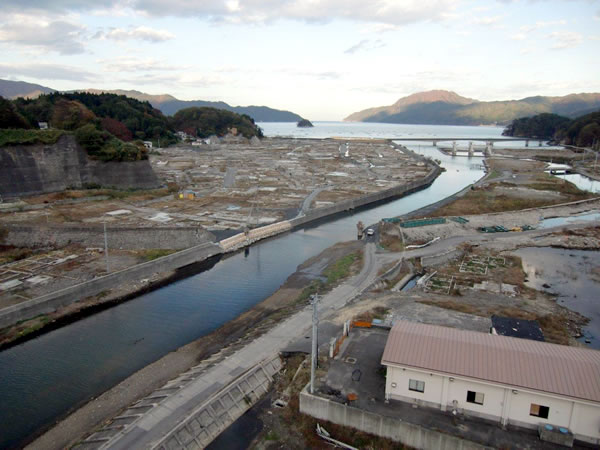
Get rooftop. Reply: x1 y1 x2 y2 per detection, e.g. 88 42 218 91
381 321 600 403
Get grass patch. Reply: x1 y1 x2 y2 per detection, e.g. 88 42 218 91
323 252 361 285
264 431 280 441
295 251 363 303
487 169 502 179
431 189 564 216
140 249 175 261
0 129 65 146
16 315 51 338
0 247 34 264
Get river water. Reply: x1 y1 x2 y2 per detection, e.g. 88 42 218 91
0 122 530 449
515 247 600 349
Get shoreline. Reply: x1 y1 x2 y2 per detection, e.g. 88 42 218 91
0 142 441 349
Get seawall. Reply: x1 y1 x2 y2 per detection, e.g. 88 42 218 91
0 135 160 198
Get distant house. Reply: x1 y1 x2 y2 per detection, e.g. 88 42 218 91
143 141 153 149
38 122 48 130
382 321 600 444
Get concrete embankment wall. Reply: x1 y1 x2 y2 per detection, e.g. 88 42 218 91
0 135 160 198
155 356 282 449
290 165 442 229
300 387 488 450
220 221 293 251
3 224 215 250
0 242 223 329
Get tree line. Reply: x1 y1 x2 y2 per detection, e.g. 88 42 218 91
0 93 264 161
503 111 600 147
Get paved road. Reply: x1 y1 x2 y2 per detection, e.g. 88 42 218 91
298 185 332 216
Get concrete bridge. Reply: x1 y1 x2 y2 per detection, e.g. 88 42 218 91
390 137 546 148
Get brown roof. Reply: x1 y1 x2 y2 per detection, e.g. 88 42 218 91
381 321 600 403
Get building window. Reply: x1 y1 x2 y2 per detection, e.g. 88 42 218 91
409 379 425 393
530 403 550 419
466 390 485 405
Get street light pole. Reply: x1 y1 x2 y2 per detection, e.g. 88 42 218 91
310 293 319 394
103 220 110 273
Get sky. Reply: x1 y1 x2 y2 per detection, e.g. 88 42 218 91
1 0 599 120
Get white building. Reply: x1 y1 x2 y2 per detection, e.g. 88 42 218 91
382 321 600 444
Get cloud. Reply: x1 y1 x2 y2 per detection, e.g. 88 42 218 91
99 57 182 72
0 63 96 81
471 15 503 26
520 19 566 33
2 0 458 25
509 19 567 41
344 39 385 54
0 17 86 54
548 31 583 49
3 0 117 13
97 26 175 42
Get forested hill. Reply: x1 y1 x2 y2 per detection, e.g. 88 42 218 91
81 89 303 121
0 80 304 122
171 107 263 138
345 90 600 126
1 92 264 163
10 92 177 146
503 111 600 147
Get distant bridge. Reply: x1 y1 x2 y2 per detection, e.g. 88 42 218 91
389 137 546 147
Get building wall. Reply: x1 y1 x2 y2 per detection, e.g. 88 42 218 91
447 377 505 420
385 365 600 443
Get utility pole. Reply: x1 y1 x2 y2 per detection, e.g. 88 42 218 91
310 293 319 394
103 220 110 273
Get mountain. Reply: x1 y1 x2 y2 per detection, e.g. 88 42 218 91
345 90 600 126
0 80 303 122
0 79 55 99
80 89 303 122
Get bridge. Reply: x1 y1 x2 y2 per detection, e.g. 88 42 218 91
389 137 546 147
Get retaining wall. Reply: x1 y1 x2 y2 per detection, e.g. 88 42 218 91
299 386 489 450
421 248 462 268
3 224 215 250
290 165 442 229
156 355 282 449
0 135 160 198
0 242 223 329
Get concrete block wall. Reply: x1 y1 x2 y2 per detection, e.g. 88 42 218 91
0 242 223 329
4 224 215 250
299 386 489 450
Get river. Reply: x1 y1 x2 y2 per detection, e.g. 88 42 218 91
0 122 510 449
